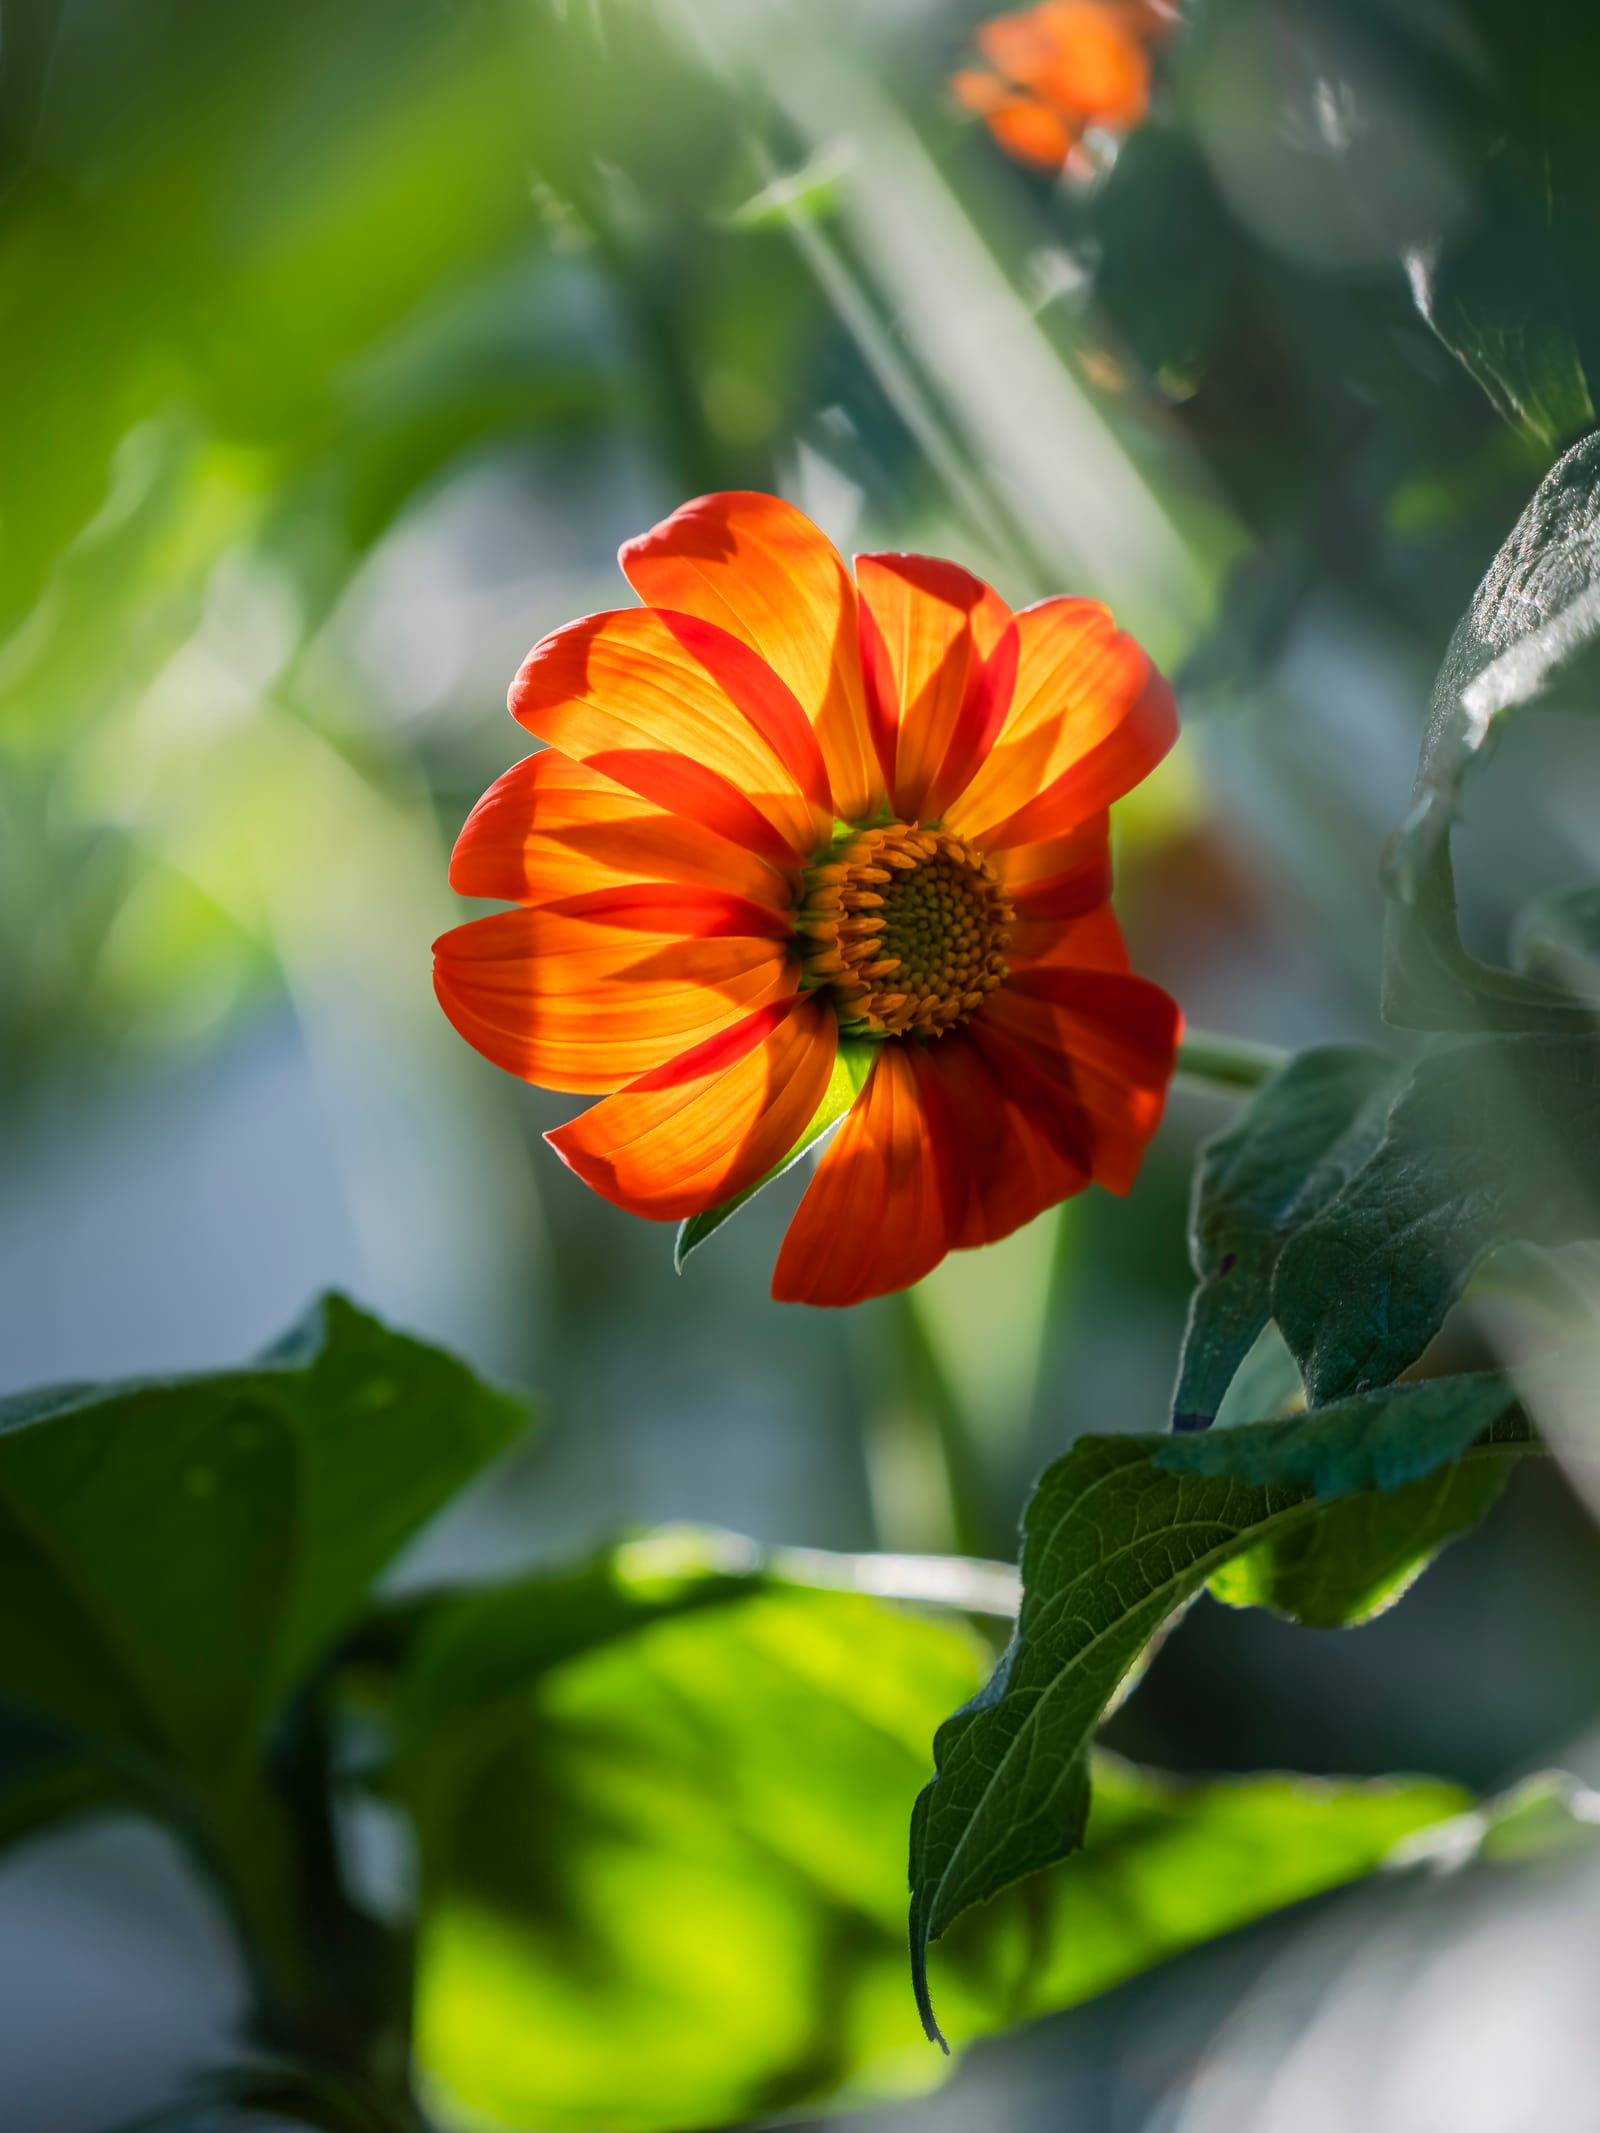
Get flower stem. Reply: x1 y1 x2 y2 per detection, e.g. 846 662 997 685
1175 1028 1288 1092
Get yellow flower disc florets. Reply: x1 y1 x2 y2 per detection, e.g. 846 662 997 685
798 823 1014 1038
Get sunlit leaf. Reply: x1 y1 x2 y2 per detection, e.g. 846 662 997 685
391 1556 1480 2130
1205 1458 1512 1626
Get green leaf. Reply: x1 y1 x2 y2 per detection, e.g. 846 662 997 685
0 1294 526 1790
722 147 849 231
1511 881 1600 1002
674 1036 875 1270
114 2064 399 2133
1406 147 1594 452
937 1754 1470 2022
1156 1369 1521 1497
1465 1770 1600 1863
1273 1035 1600 1402
907 1386 1532 2043
1383 431 1600 1031
1205 1459 1512 1626
0 1706 112 1855
388 1547 1480 2131
1174 1045 1398 1429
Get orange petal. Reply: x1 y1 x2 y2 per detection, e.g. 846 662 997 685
985 94 1079 168
652 607 832 817
854 553 1017 823
509 608 831 870
944 597 1176 851
433 900 796 1095
1009 899 1131 976
995 809 1113 914
449 748 792 912
950 67 1009 116
771 1043 962 1306
620 491 885 826
546 995 837 1220
1035 5 1152 126
915 1033 1091 1250
976 5 1063 88
978 964 1181 1192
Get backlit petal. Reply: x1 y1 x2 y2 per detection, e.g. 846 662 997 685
621 491 884 825
854 553 1017 822
995 810 1114 961
916 1033 1091 1250
449 748 791 912
944 597 1176 851
979 964 1181 1192
771 1043 961 1306
433 900 796 1095
509 607 831 869
546 996 837 1220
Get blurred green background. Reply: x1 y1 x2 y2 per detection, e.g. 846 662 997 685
5 0 1600 2126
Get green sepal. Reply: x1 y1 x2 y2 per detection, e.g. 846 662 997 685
674 1036 877 1271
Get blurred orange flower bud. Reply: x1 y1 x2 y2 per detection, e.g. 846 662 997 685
953 1 1178 178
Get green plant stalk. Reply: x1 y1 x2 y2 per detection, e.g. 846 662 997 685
889 1289 1003 1563
1175 1029 1290 1092
193 1720 426 2133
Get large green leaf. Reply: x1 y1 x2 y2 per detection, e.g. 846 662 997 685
0 1294 526 1791
908 1380 1532 2042
1173 1045 1397 1429
1383 432 1600 1031
389 1551 1478 2132
1273 1035 1600 1402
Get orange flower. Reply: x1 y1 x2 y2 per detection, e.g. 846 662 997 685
434 492 1181 1307
952 1 1176 178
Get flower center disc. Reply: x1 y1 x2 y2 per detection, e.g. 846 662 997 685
799 824 1014 1037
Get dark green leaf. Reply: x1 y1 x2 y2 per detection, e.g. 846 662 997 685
1511 882 1600 1001
389 1549 1477 2131
908 1389 1532 2042
1157 1369 1520 1496
675 1036 874 1270
0 1294 526 1788
1406 148 1594 451
1174 1045 1398 1429
0 1706 112 1854
1383 431 1600 1031
1273 1036 1600 1401
114 2062 407 2133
